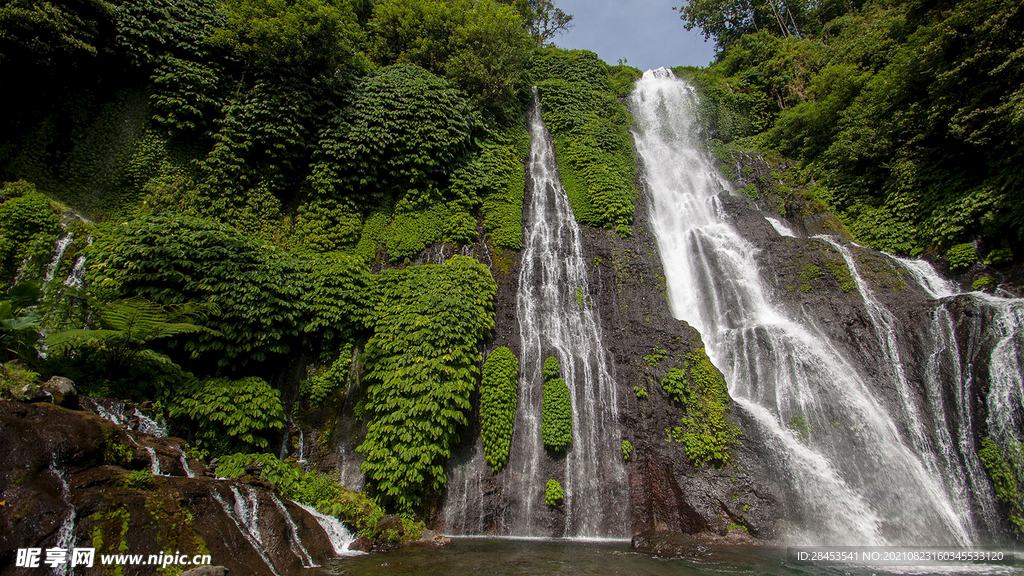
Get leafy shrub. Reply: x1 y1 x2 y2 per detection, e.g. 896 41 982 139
358 256 496 513
946 243 977 270
307 63 477 208
0 361 40 400
660 368 691 403
171 376 285 455
972 276 995 292
621 439 633 461
117 470 156 491
300 251 369 352
643 347 667 367
301 348 353 405
533 49 637 234
544 478 563 506
985 249 1013 267
661 349 740 466
480 346 519 472
542 376 572 451
978 437 1023 530
86 214 305 369
633 385 648 399
543 356 560 382
451 130 529 249
0 183 60 279
788 414 810 441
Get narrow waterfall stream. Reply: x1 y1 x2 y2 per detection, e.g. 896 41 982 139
630 69 988 545
443 91 628 538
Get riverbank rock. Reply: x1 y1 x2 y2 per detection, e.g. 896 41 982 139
0 400 346 576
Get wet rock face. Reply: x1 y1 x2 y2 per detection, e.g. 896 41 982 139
576 186 786 543
0 401 339 576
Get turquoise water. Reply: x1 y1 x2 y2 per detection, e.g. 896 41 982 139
318 539 1020 576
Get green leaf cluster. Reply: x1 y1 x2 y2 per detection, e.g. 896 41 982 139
661 348 739 467
621 439 633 461
357 256 496 514
534 49 638 234
946 243 977 271
541 356 571 451
480 346 519 472
171 376 285 455
0 182 61 281
451 128 530 249
978 437 1024 531
543 478 563 506
86 213 305 369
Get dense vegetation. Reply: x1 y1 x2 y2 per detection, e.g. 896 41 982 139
480 346 519 472
677 0 1023 263
541 355 572 451
662 348 739 466
0 0 593 526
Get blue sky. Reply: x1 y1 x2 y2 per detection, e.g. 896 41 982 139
550 0 717 71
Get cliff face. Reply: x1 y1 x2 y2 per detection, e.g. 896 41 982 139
0 401 339 576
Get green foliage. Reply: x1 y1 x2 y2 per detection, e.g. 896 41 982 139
209 0 362 77
633 385 648 400
788 414 810 441
86 214 305 369
544 478 563 506
501 0 573 45
643 347 668 367
542 376 572 451
0 182 61 279
621 439 633 461
979 437 1023 530
452 128 529 249
358 256 496 514
534 49 637 232
690 0 1024 255
798 263 821 292
946 243 977 271
171 376 285 455
308 63 477 209
300 251 369 351
661 349 739 466
47 297 208 377
369 0 533 117
971 276 995 292
117 469 156 491
0 361 39 400
0 283 42 360
573 286 586 308
110 0 223 67
543 355 560 381
150 56 226 138
302 348 353 405
985 248 1013 267
824 257 856 293
480 346 519 472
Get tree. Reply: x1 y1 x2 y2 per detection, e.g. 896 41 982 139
499 0 572 44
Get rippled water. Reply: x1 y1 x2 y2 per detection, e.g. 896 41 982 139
315 539 1019 576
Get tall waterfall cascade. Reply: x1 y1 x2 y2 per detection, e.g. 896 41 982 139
442 90 628 538
630 68 1024 545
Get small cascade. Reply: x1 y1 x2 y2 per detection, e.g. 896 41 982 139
178 445 195 478
146 447 163 476
134 408 167 437
765 216 797 238
81 398 166 437
884 252 958 299
63 256 87 289
982 296 1024 450
631 69 976 545
298 429 306 465
44 233 73 283
211 487 280 576
51 460 76 576
270 494 318 568
295 502 361 556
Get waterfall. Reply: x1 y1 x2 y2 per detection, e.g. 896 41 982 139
146 447 163 476
44 233 73 283
51 459 76 576
295 502 362 556
270 494 318 568
211 486 281 576
630 68 978 545
178 445 195 478
441 90 628 538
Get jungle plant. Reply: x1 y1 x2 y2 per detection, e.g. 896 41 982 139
621 439 633 461
541 355 572 451
171 376 285 456
946 243 977 271
357 256 496 514
480 346 519 472
544 479 563 506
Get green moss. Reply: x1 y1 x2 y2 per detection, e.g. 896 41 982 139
91 504 130 576
824 257 857 293
574 286 586 308
798 263 822 292
480 347 519 472
544 479 564 507
978 437 1023 531
117 470 156 491
972 276 995 291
